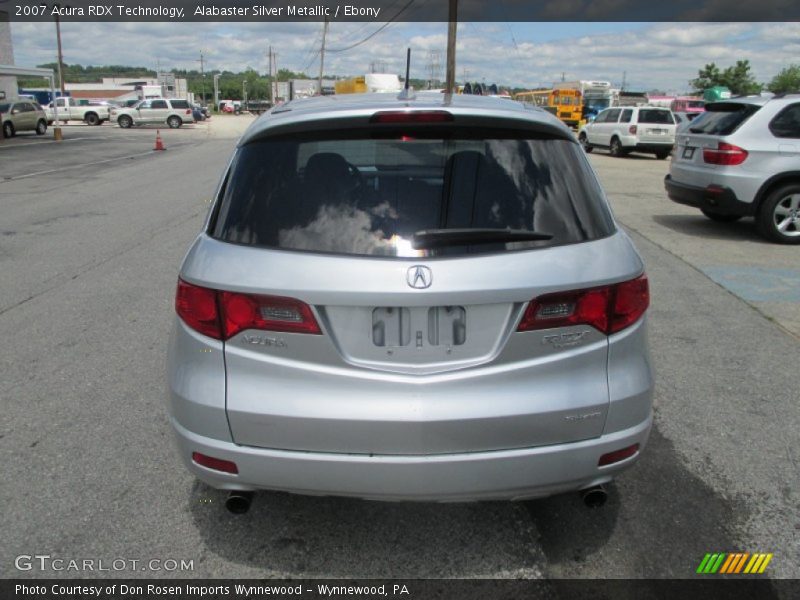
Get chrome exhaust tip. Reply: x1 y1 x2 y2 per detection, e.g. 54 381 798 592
225 491 254 514
581 485 608 508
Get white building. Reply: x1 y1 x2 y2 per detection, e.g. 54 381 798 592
0 11 17 100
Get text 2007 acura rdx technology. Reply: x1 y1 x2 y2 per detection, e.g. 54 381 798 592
167 92 654 513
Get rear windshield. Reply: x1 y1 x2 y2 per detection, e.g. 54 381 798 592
210 128 615 258
688 103 760 136
637 110 674 124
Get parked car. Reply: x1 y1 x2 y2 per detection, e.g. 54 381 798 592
0 100 48 137
673 111 702 133
167 92 654 513
665 94 800 243
110 98 195 129
579 106 676 159
192 104 209 121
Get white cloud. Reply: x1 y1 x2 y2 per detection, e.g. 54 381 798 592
8 21 799 93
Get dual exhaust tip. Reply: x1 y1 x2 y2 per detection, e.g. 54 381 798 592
223 486 608 513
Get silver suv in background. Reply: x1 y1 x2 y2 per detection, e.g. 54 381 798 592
167 93 654 513
1 100 48 137
110 98 195 128
665 94 800 243
579 106 676 159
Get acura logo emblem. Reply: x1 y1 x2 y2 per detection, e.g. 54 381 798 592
407 265 432 289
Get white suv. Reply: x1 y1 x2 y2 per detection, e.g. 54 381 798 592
111 98 195 129
579 106 676 159
665 94 800 244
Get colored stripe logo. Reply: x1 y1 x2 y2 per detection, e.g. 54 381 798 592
696 553 773 574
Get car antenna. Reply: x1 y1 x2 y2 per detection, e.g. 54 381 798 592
397 48 416 101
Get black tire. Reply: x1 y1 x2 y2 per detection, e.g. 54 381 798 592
35 120 47 135
655 150 671 160
167 116 182 129
578 133 593 153
2 121 14 138
756 182 800 244
85 113 100 126
118 115 133 129
609 137 625 157
701 209 742 222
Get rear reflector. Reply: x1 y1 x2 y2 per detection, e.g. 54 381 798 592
703 142 748 166
517 274 649 335
175 279 321 340
370 110 453 124
192 452 238 474
598 444 639 466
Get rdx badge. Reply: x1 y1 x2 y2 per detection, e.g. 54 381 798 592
542 331 591 348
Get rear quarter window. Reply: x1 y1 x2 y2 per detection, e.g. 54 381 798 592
769 104 800 138
210 127 616 258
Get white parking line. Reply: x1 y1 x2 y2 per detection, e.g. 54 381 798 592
2 150 162 181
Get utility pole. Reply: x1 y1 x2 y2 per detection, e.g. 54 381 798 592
267 45 273 104
621 71 627 92
213 73 220 108
318 17 329 95
445 0 457 95
197 51 206 105
54 12 65 94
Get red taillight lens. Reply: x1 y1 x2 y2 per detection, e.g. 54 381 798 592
370 110 453 124
176 279 221 339
192 452 238 474
175 279 321 340
609 274 650 334
598 444 639 466
628 125 637 134
219 291 322 338
516 274 649 335
703 142 748 166
517 288 610 333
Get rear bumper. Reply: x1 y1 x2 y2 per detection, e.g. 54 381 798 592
171 414 652 502
633 142 673 153
664 174 756 216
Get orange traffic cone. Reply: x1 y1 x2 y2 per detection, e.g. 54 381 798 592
154 130 166 151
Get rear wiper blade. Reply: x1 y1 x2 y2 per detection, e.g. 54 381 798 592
412 228 552 249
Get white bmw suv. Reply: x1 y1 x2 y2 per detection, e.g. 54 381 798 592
665 94 800 244
579 106 676 159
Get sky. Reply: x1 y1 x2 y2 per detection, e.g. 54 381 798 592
8 21 800 92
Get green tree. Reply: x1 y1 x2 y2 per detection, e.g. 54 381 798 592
768 64 800 93
690 60 761 95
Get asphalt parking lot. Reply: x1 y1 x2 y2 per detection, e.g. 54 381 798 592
0 118 797 583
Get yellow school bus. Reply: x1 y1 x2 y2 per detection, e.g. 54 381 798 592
514 89 584 128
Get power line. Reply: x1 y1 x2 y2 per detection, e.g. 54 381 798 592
326 0 415 54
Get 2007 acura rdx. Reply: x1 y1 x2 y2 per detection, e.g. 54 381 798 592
167 92 654 513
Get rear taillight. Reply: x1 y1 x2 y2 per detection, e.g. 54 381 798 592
175 279 321 340
176 279 220 339
185 109 192 115
219 291 321 338
703 142 748 166
516 274 649 335
192 452 238 474
628 125 637 134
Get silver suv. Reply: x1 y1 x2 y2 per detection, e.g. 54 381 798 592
110 98 195 128
167 93 654 512
665 94 800 243
579 106 676 159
